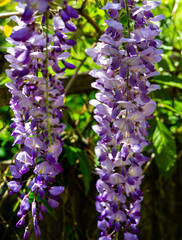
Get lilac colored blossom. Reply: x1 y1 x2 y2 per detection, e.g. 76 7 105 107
49 186 65 196
7 181 22 193
23 227 31 240
15 0 50 13
6 1 77 238
86 0 163 239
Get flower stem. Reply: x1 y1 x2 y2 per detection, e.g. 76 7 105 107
124 0 130 38
45 11 51 143
115 231 119 240
124 0 130 116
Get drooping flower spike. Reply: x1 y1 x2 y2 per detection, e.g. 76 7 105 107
86 0 164 239
6 1 78 238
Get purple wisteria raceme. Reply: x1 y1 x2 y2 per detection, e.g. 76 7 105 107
86 0 164 239
6 1 78 238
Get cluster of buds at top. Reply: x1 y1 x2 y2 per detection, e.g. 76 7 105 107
6 1 78 238
86 0 164 239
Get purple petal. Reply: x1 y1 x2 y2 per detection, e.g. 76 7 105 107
53 162 63 173
20 195 30 211
49 186 65 196
19 164 29 175
140 92 150 103
34 224 41 237
10 27 32 42
32 201 36 217
16 50 30 64
21 6 34 23
48 198 59 208
24 137 43 149
38 188 45 200
24 227 30 240
59 10 70 22
119 64 127 78
63 61 76 69
9 165 21 179
97 219 109 231
39 203 47 213
65 39 76 45
124 232 138 240
53 16 65 30
152 14 165 21
102 2 121 10
16 151 33 165
7 181 22 193
65 3 79 19
26 0 49 13
126 43 137 56
16 216 25 228
38 212 43 221
108 9 118 18
34 161 57 176
105 19 123 30
65 21 76 32
143 100 156 116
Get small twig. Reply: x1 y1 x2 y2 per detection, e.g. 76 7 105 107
65 42 97 95
172 0 179 15
80 0 88 11
45 12 51 143
0 12 21 20
77 9 104 36
65 55 88 95
0 159 14 165
142 154 155 174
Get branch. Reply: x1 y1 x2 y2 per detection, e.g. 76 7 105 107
0 73 94 106
77 8 104 36
80 0 88 11
0 12 21 20
172 0 179 15
65 42 96 95
65 55 88 95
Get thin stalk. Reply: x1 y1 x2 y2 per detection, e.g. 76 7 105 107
126 70 129 116
115 231 119 240
124 0 131 116
126 70 129 102
45 12 51 143
124 0 130 38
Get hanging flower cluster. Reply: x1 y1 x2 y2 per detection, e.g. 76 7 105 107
86 0 164 239
6 1 78 238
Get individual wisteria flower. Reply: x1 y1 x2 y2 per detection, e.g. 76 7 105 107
86 0 164 239
6 1 78 238
15 0 51 13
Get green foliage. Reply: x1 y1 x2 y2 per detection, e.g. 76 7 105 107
152 75 182 89
152 120 177 178
65 145 91 194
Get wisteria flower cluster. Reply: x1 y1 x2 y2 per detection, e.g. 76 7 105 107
86 0 164 239
6 1 78 238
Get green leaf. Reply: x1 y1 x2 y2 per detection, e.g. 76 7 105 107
64 145 77 166
152 120 177 178
95 0 102 8
64 145 91 194
152 75 182 89
77 150 91 194
155 99 182 116
0 147 6 157
13 199 20 212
